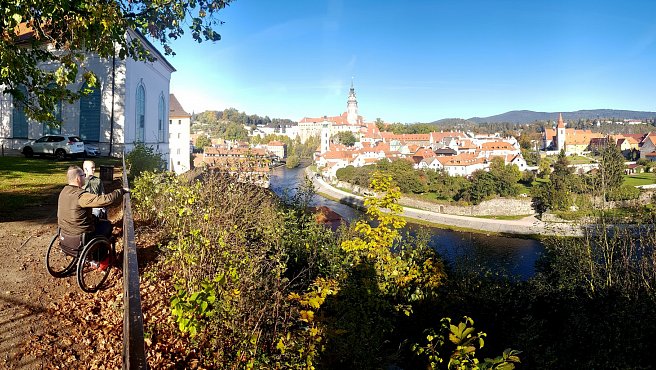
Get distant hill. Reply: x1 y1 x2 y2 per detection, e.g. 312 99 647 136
431 118 476 126
462 109 656 124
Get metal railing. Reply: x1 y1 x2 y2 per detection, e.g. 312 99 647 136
121 156 147 369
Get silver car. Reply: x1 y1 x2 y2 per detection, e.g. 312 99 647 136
84 144 101 157
22 135 85 160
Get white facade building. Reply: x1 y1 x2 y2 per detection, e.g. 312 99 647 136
1 29 174 163
168 94 191 174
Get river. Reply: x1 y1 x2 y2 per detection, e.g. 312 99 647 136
269 165 544 279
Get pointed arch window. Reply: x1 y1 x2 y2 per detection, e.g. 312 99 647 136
44 83 62 135
79 82 101 142
136 84 146 142
12 85 28 139
158 94 165 142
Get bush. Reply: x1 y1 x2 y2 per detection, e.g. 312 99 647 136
132 168 343 368
606 184 641 201
125 142 165 180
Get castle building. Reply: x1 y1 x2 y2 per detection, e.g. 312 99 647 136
297 82 366 143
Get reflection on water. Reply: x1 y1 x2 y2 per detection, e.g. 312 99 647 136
270 165 543 279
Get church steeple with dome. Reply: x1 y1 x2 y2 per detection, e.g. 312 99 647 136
346 78 359 125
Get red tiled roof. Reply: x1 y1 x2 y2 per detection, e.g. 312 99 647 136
481 141 514 151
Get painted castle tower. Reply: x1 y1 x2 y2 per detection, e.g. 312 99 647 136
346 80 359 125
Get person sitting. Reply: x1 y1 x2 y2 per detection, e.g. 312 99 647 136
82 160 106 219
57 165 128 256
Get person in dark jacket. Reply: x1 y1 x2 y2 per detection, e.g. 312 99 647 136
83 160 106 218
57 165 128 239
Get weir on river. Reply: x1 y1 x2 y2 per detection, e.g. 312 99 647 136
269 165 544 280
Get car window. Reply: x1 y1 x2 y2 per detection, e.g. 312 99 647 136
35 137 48 143
68 136 82 142
50 136 65 142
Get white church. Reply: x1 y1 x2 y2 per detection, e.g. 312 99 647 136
0 28 188 171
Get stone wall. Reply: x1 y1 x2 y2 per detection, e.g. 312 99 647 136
333 180 534 216
400 197 534 216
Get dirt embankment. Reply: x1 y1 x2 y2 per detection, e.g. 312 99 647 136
0 188 127 369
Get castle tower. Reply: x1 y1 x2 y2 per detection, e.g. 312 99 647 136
556 113 566 152
346 79 358 125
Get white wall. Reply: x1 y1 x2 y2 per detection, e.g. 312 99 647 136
169 115 191 174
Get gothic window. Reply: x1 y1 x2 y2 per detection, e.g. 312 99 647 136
158 94 165 142
44 83 62 135
11 85 28 139
79 82 101 142
136 84 146 142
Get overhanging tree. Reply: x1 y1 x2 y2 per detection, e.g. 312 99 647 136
2 0 232 125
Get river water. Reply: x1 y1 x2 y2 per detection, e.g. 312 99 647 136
270 165 544 279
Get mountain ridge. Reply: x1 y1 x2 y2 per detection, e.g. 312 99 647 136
431 109 656 124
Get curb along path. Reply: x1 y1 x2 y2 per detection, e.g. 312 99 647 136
306 168 582 237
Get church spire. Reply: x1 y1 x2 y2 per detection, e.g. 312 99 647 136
557 112 565 128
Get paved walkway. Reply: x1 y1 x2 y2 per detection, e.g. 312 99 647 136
307 170 582 237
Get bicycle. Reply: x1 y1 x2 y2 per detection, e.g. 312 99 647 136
45 228 116 293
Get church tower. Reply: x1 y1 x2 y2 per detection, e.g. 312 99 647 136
346 79 359 125
556 113 566 152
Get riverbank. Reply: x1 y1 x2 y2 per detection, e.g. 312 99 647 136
306 168 583 237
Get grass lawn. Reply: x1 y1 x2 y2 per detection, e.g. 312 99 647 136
623 172 656 187
0 156 122 216
567 154 596 164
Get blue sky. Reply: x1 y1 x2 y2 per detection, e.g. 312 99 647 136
161 0 656 123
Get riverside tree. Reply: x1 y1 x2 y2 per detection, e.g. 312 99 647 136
2 0 232 125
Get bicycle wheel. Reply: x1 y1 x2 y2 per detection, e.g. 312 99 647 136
76 237 114 293
45 234 77 278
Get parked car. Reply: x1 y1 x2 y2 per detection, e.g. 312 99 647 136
84 144 100 157
22 135 85 160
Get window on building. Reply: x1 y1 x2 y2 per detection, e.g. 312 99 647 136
44 84 63 135
12 85 28 139
136 84 145 142
79 82 101 142
178 120 181 125
169 119 172 125
177 133 181 139
158 94 165 142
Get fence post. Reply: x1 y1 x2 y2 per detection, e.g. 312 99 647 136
122 156 147 369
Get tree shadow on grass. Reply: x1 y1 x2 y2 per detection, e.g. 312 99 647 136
0 184 61 221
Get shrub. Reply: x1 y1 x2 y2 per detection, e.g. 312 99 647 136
125 142 165 180
606 184 641 201
132 168 342 368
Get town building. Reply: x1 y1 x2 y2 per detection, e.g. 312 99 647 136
266 140 287 159
542 113 604 154
168 94 191 174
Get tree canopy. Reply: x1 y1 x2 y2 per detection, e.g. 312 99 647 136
2 0 232 125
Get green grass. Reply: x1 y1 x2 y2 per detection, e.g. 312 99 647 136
0 156 122 214
406 192 454 204
567 155 595 165
623 172 656 187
